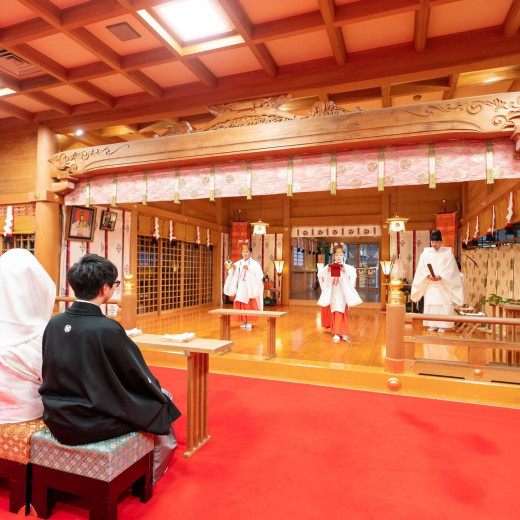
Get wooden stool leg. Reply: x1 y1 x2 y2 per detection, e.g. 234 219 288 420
31 468 52 519
265 317 277 360
90 496 117 520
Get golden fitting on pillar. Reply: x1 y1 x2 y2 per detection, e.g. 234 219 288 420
387 377 401 391
388 277 405 305
123 274 134 294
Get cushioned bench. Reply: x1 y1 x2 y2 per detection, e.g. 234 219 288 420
30 428 154 520
0 418 46 515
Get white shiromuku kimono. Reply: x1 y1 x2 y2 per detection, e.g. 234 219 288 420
411 246 463 329
0 249 56 423
223 257 264 314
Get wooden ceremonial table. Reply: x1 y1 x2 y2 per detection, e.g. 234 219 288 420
208 308 287 359
134 334 233 458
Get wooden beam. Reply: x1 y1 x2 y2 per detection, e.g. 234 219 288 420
253 11 323 42
27 27 520 132
15 0 164 99
74 81 116 107
6 44 115 106
0 17 57 46
117 0 218 88
390 78 449 96
380 85 391 108
509 79 520 91
71 130 125 146
71 26 164 98
335 0 421 25
11 43 68 81
0 71 20 92
62 0 127 28
17 0 61 25
0 99 33 121
414 0 430 52
46 92 520 178
442 73 459 100
504 0 520 38
216 0 278 78
318 0 347 66
25 91 72 115
330 87 382 104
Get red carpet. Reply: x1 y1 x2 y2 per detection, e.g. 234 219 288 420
1 367 519 520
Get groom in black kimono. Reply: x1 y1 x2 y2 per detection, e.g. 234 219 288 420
39 253 181 482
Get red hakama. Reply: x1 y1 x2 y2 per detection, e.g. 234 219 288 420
321 304 349 335
233 298 259 322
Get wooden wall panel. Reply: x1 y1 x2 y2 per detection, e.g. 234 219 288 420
0 135 38 196
462 179 520 236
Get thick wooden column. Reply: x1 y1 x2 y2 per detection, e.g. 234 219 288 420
282 198 291 305
380 190 391 308
385 278 406 373
34 126 60 288
214 198 223 306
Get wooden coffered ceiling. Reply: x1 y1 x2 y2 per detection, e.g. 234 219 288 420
0 0 520 149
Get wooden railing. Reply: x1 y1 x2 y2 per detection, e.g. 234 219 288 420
385 299 520 383
53 274 137 330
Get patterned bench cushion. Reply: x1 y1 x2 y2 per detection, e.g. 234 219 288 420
30 428 154 482
0 418 45 463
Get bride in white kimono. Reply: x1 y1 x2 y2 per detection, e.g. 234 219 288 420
223 244 264 329
0 248 55 423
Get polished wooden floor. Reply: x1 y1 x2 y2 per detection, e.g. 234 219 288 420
136 305 520 407
137 305 476 368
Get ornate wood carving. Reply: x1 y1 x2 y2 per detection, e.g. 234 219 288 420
48 93 520 192
195 95 298 131
51 145 130 179
308 101 355 117
161 121 193 136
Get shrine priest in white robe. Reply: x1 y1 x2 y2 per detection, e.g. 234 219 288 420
411 229 464 333
223 243 264 329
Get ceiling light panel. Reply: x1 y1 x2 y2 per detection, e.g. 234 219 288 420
158 0 232 42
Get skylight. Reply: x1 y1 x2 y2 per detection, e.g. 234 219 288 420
158 0 231 42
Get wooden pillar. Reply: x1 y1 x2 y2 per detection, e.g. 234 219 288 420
380 190 390 309
121 274 137 330
214 199 223 306
385 278 406 373
282 198 291 305
34 125 60 288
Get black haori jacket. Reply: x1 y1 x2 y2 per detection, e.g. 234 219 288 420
39 301 181 445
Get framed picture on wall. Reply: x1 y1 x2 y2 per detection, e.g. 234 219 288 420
100 210 117 231
66 206 96 241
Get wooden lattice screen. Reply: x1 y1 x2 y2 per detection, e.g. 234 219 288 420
137 235 214 315
1 233 35 255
